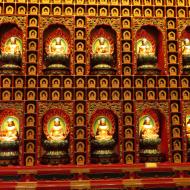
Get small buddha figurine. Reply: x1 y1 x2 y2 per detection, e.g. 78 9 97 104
182 39 190 55
95 118 112 141
48 118 66 141
50 37 65 55
138 38 153 56
186 118 190 138
141 117 159 140
4 37 21 56
95 37 109 54
0 119 18 141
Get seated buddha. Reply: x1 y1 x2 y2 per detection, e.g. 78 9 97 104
50 37 65 56
0 119 18 141
95 118 112 141
182 39 190 55
4 37 21 56
48 118 66 141
95 37 109 54
141 117 159 140
186 118 190 138
138 38 153 56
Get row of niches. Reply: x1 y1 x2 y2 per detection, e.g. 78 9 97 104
1 5 190 18
1 76 190 88
1 89 190 101
0 109 187 166
0 0 189 6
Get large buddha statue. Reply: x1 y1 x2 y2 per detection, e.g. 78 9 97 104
182 39 190 55
138 38 153 56
95 37 109 54
141 117 159 140
182 39 190 74
186 118 190 138
95 118 112 141
50 37 66 56
4 37 21 56
0 118 18 142
48 118 66 141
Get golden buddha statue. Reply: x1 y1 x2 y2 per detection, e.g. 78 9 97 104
0 118 18 141
95 118 112 141
182 39 190 55
141 117 159 140
95 37 109 54
186 118 190 138
48 118 66 141
138 38 153 56
4 37 21 56
50 37 65 55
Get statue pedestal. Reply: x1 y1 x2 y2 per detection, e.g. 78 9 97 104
91 139 118 164
0 141 19 166
182 55 190 75
41 140 69 165
139 138 165 163
137 55 160 75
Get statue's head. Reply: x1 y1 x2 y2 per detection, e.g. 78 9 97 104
55 37 61 45
10 37 16 44
99 118 106 125
54 118 60 126
184 38 190 45
143 117 150 125
142 38 147 45
7 118 15 127
99 37 105 45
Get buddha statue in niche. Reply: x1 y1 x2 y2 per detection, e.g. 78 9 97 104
47 118 66 141
140 117 159 140
50 37 66 56
186 118 190 138
0 118 18 142
95 118 112 141
182 39 190 74
136 38 158 74
95 37 109 54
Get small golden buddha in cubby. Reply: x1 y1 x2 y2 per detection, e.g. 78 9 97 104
181 78 189 88
125 154 133 164
76 54 85 64
167 9 174 17
29 54 37 63
30 6 38 15
135 79 143 88
18 6 25 14
112 91 120 100
145 9 152 17
76 129 85 139
76 155 85 165
124 103 132 113
136 91 143 100
147 91 155 100
145 0 151 5
124 90 131 100
125 128 133 138
158 79 166 88
178 0 184 6
88 79 96 88
52 78 60 88
28 79 36 88
76 42 84 51
88 91 96 100
77 7 84 16
52 91 60 100
178 9 185 18
112 78 119 88
147 78 155 88
183 90 190 100
123 66 131 75
169 66 177 76
76 103 84 113
29 30 37 38
159 91 166 100
76 78 84 88
76 91 84 100
170 79 177 88
3 78 11 88
27 104 35 113
26 129 35 140
169 55 177 64
123 42 130 52
65 7 73 16
122 0 130 5
172 128 180 138
27 91 35 100
40 79 48 88
123 54 131 63
173 140 181 151
173 153 181 163
171 103 178 112
154 8 163 16
26 142 35 153
167 20 175 29
15 78 23 88
27 116 35 127
53 7 61 15
88 7 96 16
167 0 173 6
100 91 108 100
168 32 175 41
26 156 34 166
6 6 14 14
122 19 130 28
42 7 50 15
76 30 84 39
100 78 108 88
122 8 130 17
172 115 180 125
40 91 48 100
171 91 178 100
64 78 72 88
125 116 132 125
111 8 119 16
29 41 37 51
133 8 141 16
100 8 107 16
125 141 133 151
64 91 72 100
168 43 176 52
76 116 84 126
133 0 141 5
28 66 36 75
2 91 11 101
76 142 85 152
15 91 23 100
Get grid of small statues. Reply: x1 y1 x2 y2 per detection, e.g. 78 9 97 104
0 0 189 166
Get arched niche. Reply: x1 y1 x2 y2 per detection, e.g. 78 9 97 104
89 109 118 164
0 23 23 74
180 26 190 74
90 25 117 75
0 109 21 166
135 25 164 75
138 109 168 163
41 108 71 165
43 24 71 75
